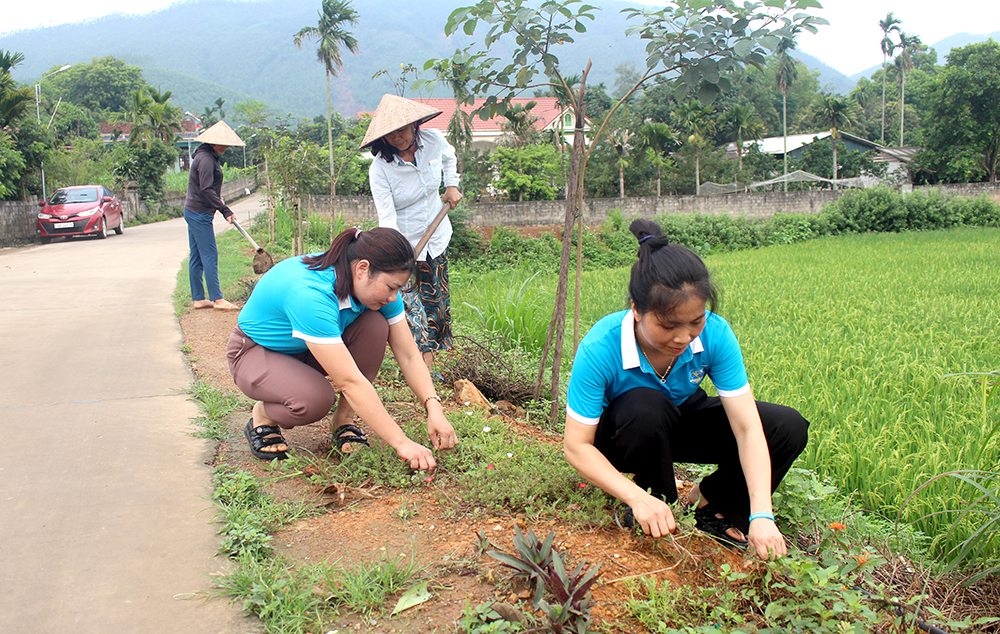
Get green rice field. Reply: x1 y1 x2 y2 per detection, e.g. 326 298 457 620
453 227 1000 552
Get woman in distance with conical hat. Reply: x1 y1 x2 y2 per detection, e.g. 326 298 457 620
363 94 464 373
184 120 245 310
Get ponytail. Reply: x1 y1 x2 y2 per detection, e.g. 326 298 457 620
303 227 415 300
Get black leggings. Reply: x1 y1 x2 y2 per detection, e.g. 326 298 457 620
594 387 809 534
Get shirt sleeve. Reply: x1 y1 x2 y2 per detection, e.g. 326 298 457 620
566 341 612 425
706 317 750 397
378 295 405 324
284 286 345 344
439 132 461 189
369 160 399 231
194 154 232 218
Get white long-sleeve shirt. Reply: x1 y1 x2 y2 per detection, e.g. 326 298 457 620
369 128 461 261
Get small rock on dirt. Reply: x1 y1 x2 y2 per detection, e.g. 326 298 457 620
454 379 491 411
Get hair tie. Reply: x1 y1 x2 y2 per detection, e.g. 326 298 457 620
354 228 362 239
638 235 655 244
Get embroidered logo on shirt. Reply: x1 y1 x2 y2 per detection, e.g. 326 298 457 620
689 368 705 383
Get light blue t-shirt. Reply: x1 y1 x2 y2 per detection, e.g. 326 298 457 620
566 310 750 425
238 254 405 354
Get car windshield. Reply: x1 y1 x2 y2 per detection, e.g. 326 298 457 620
49 188 99 204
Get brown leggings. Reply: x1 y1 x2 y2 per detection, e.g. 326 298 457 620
227 310 389 429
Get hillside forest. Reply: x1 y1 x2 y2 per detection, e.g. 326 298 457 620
1 1 999 205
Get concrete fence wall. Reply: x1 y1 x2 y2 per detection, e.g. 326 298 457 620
0 177 254 245
300 182 1000 228
6 179 998 245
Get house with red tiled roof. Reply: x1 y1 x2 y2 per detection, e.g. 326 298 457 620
357 97 589 152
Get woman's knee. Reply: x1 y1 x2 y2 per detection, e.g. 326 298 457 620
603 388 678 439
280 389 338 427
761 403 809 455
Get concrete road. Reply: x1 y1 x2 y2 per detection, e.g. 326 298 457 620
0 198 265 633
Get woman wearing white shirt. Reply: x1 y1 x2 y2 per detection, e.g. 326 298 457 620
362 95 463 371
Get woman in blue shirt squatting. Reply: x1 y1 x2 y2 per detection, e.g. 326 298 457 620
363 94 464 373
563 219 808 560
227 227 457 470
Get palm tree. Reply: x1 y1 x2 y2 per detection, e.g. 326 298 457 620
815 94 856 184
674 101 715 195
500 101 539 201
720 102 764 174
636 122 675 196
0 49 33 128
894 31 922 146
775 35 799 191
118 88 157 149
294 0 360 204
148 87 182 144
608 126 635 198
878 12 902 144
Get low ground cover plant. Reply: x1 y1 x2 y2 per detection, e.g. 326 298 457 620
194 191 1000 632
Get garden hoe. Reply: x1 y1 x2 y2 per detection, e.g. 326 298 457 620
231 218 275 274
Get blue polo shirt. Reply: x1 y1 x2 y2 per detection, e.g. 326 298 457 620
567 310 750 425
238 254 405 354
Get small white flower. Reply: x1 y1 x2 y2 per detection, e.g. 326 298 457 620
465 410 473 415
482 426 491 432
506 452 513 458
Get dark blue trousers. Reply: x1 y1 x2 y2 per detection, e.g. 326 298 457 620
184 208 222 302
595 387 809 534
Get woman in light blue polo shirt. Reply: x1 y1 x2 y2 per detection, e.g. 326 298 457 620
227 227 456 470
564 220 808 559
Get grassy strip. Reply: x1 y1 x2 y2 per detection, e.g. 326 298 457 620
450 227 1000 560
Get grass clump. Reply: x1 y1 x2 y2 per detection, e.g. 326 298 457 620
188 381 250 440
318 550 422 616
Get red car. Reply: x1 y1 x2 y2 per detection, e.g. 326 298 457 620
37 185 125 244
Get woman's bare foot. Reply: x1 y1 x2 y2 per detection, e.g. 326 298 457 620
192 299 213 309
251 402 288 454
213 298 238 310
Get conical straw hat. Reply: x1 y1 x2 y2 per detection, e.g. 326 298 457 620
195 120 245 147
360 94 442 149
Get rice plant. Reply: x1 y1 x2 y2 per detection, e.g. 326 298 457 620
451 227 1000 559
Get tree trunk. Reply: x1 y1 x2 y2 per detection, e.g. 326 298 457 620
619 163 625 198
832 136 838 185
534 62 591 427
782 92 788 192
327 72 336 243
899 73 906 146
695 153 701 195
881 58 887 144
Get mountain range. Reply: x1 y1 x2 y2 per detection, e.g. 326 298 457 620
2 0 998 120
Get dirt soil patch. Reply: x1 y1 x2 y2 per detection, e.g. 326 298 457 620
180 305 752 633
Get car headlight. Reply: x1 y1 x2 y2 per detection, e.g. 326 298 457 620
38 213 53 219
77 207 100 217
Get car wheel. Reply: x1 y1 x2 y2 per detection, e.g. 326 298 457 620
114 215 124 235
97 216 108 239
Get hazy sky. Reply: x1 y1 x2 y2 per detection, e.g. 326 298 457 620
1 0 997 77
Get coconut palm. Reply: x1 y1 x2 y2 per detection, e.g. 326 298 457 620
878 12 902 144
294 0 360 203
894 31 922 146
720 102 764 173
674 100 715 195
636 121 675 197
775 34 799 191
815 94 856 184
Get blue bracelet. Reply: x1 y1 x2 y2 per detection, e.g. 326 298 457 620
749 512 775 523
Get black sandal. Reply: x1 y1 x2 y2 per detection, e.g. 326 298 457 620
244 418 289 461
693 503 749 550
334 423 370 454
